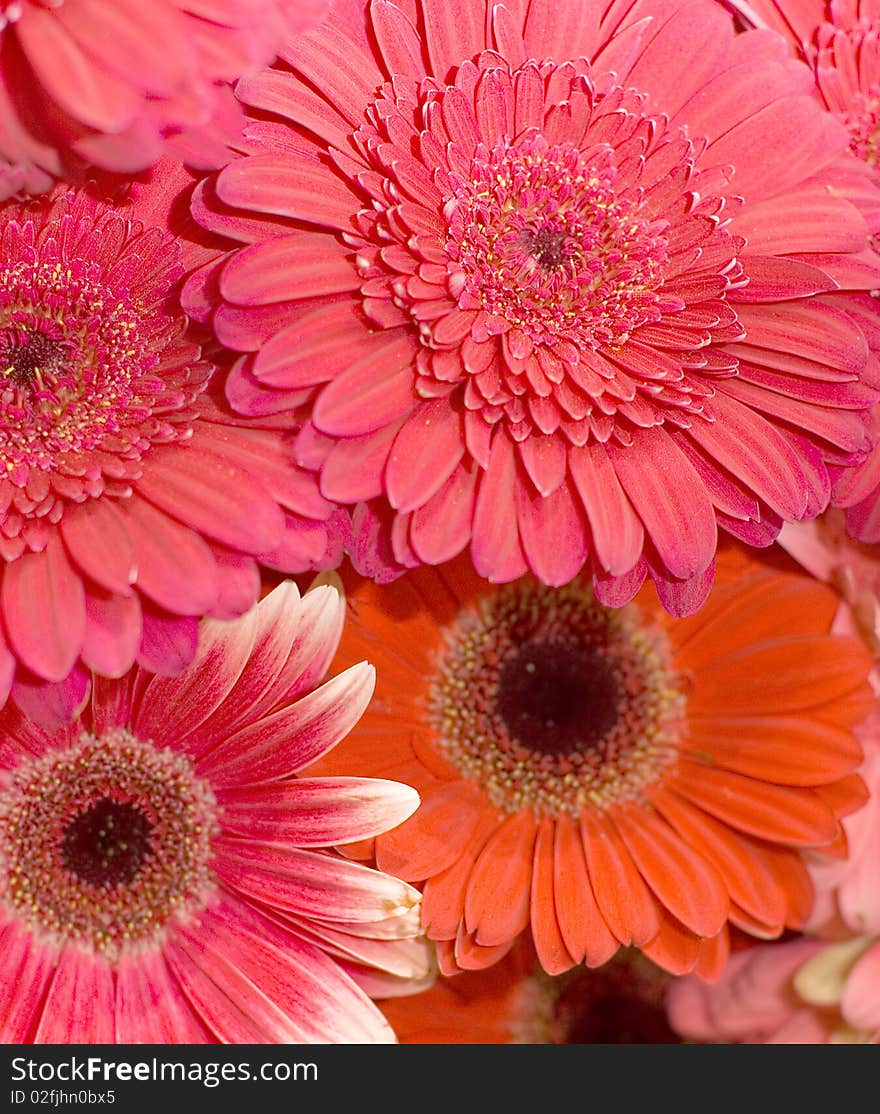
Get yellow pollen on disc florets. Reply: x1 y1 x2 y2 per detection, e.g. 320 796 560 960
0 728 219 960
427 582 685 817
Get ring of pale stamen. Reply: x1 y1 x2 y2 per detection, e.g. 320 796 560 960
0 729 218 960
427 583 684 817
444 135 669 349
350 60 745 448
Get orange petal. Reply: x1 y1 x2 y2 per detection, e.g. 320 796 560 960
752 844 814 930
465 809 537 948
454 924 517 971
640 912 701 976
683 714 863 786
728 902 784 940
580 810 661 947
530 816 577 976
692 926 731 983
669 762 838 846
689 636 873 717
434 938 460 977
647 785 787 926
813 773 870 819
672 573 838 667
375 780 483 881
612 803 729 938
337 836 376 861
553 814 618 967
812 685 876 729
421 809 498 939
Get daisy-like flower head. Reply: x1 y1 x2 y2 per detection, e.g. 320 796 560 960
380 939 680 1043
0 0 331 199
0 176 342 724
191 0 880 612
730 0 880 169
730 0 880 543
0 576 432 1043
308 547 873 978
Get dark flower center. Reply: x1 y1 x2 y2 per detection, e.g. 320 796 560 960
521 225 570 268
3 331 67 387
61 798 153 888
497 640 620 756
555 960 680 1044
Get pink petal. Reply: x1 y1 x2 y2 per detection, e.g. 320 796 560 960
386 400 465 512
471 433 528 582
122 497 219 615
59 498 137 596
34 948 115 1043
198 662 375 786
11 667 90 730
420 0 486 80
686 392 818 519
206 549 261 621
312 333 418 437
136 610 199 676
516 474 589 586
115 951 212 1043
135 607 258 750
167 897 395 1043
16 5 141 132
0 915 56 1042
2 536 86 682
410 461 478 564
570 443 645 575
606 427 717 579
220 233 358 305
217 154 361 231
217 777 419 847
135 444 284 555
215 839 421 925
81 588 141 678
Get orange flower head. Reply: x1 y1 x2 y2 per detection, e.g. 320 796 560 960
314 547 873 977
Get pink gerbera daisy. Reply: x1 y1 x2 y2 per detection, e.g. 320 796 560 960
0 576 432 1043
0 0 331 200
191 0 880 613
0 173 342 725
729 0 880 541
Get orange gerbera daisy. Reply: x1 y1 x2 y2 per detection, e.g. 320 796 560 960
380 939 679 1044
312 547 873 978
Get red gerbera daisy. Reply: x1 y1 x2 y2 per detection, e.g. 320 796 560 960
308 547 873 978
0 177 342 724
0 0 331 199
0 576 432 1043
190 0 880 613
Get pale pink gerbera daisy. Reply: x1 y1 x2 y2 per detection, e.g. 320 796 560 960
190 0 880 612
0 0 330 199
0 576 432 1043
0 170 342 725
